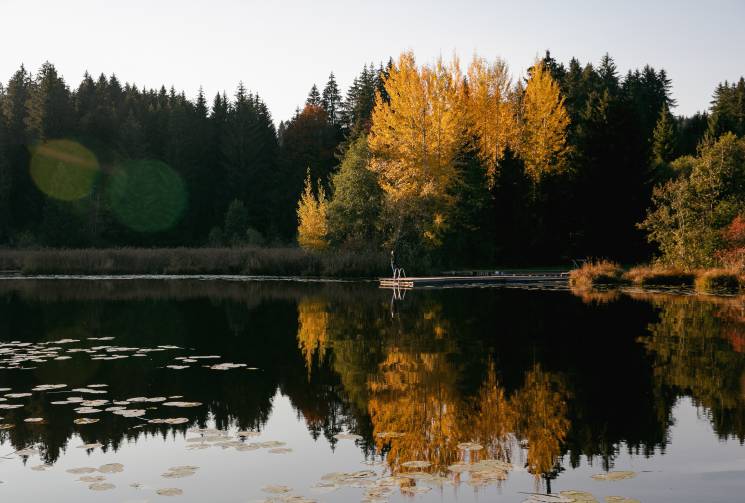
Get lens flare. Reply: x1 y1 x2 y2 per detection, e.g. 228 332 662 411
106 160 187 233
30 140 99 201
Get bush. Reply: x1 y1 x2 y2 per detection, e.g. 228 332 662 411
625 266 695 287
694 269 742 294
569 260 626 288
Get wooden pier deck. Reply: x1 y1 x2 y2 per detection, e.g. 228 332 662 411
379 272 569 288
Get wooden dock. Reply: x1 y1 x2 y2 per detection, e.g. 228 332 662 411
379 272 569 288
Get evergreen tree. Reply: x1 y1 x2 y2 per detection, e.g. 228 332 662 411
650 103 677 176
321 73 342 125
306 84 321 107
326 135 382 247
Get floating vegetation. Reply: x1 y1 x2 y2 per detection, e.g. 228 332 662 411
24 417 44 423
98 463 124 474
74 418 100 425
32 384 67 391
112 409 147 417
375 431 405 439
591 471 637 481
78 443 104 449
67 467 97 474
457 442 484 451
268 447 293 454
166 365 189 370
0 404 23 410
333 433 363 441
89 482 115 491
148 418 189 425
156 488 183 496
78 475 106 483
5 393 32 398
163 401 202 408
30 464 52 471
605 497 640 503
208 362 246 370
559 490 599 502
401 460 431 469
262 485 292 494
522 494 574 503
162 466 199 479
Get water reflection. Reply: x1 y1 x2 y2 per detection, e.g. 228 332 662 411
0 280 744 498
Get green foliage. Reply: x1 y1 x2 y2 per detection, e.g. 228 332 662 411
326 135 382 248
639 133 745 268
224 199 249 245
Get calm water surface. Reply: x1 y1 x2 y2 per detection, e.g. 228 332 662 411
0 280 744 502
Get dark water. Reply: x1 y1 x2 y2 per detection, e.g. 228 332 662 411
0 279 744 502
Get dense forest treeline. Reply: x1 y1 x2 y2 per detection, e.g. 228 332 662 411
0 52 743 268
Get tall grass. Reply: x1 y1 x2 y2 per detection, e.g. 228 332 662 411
694 269 742 294
625 266 695 287
0 247 388 278
568 260 626 288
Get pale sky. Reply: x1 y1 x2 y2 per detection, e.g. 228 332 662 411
3 0 744 122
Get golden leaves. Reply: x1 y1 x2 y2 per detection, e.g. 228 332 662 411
297 171 329 250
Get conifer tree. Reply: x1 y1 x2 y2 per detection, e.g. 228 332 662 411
651 103 677 173
465 56 516 183
321 73 342 126
306 84 321 107
517 61 570 182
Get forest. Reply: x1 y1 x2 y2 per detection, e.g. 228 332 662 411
0 51 743 268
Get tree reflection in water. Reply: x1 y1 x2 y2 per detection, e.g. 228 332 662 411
0 279 743 493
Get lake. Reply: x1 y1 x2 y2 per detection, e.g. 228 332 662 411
0 279 743 502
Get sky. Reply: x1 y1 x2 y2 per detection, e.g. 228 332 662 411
2 0 744 122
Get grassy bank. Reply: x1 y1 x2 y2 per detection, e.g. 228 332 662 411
0 247 389 278
570 260 743 294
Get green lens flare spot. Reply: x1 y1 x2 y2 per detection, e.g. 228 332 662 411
30 140 99 201
107 160 187 233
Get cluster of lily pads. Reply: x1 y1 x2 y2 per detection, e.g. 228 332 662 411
185 427 291 454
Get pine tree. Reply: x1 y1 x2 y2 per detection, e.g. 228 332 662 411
321 73 342 125
25 62 73 141
297 171 328 250
306 84 321 107
651 103 677 173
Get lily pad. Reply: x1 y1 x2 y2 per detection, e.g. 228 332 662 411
591 471 636 481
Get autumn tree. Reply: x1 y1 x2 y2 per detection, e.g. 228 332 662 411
369 52 466 249
465 56 516 183
297 171 329 250
517 61 570 182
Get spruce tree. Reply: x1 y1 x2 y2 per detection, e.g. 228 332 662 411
306 84 321 107
321 73 342 125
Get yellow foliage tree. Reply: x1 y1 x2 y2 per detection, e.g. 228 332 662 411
517 61 570 182
297 171 329 250
368 52 466 246
465 56 517 184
